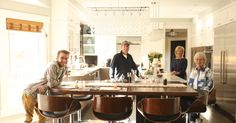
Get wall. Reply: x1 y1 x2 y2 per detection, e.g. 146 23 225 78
50 0 69 60
0 0 50 16
91 14 193 72
95 35 117 66
141 30 165 68
164 20 192 75
91 13 151 67
50 0 86 60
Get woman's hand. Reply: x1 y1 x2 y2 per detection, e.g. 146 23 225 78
171 71 180 75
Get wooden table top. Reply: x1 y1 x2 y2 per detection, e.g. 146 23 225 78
51 80 198 97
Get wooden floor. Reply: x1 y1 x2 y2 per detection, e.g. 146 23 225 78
0 104 234 123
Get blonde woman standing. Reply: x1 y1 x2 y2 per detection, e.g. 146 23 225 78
171 46 187 79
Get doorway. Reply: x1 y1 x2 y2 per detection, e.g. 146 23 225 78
170 40 186 69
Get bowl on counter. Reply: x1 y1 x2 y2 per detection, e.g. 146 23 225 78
157 74 163 78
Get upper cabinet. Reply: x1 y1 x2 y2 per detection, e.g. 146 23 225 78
214 3 236 28
192 2 236 47
214 8 228 27
83 34 96 55
228 4 236 23
192 14 214 47
80 24 96 55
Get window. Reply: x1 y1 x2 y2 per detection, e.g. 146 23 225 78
0 18 46 116
2 30 47 116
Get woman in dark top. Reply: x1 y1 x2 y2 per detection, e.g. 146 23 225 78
171 46 187 79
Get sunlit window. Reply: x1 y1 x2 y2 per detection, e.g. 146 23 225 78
3 30 46 116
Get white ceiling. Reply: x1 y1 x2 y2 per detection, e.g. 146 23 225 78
78 0 236 18
10 0 49 7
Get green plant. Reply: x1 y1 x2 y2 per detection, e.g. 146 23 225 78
148 52 163 63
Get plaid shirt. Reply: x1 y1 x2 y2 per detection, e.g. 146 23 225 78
23 61 67 99
188 66 213 91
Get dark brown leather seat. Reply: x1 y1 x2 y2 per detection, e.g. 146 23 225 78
182 90 209 122
137 97 181 122
37 94 81 121
186 90 209 113
208 87 216 105
92 96 133 122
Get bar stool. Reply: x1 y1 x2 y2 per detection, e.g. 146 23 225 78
71 94 93 121
92 96 133 123
208 86 216 105
184 90 208 123
37 94 81 123
64 78 94 122
137 97 182 123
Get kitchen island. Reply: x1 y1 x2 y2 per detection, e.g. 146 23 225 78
52 74 197 123
65 67 110 81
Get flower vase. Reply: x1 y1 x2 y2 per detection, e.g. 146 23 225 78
158 59 161 67
149 61 152 69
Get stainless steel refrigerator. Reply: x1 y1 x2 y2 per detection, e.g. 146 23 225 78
214 21 236 122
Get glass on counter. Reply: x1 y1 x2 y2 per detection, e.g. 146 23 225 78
74 80 86 88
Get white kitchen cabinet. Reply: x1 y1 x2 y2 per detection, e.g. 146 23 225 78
192 15 214 47
227 4 236 23
214 8 228 27
205 28 214 46
82 34 96 55
214 3 236 28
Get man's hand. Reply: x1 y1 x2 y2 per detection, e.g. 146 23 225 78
38 85 46 93
110 78 116 82
171 71 177 75
139 75 145 79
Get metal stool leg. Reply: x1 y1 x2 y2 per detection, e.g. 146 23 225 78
53 118 62 123
70 113 74 123
52 119 56 123
77 110 82 122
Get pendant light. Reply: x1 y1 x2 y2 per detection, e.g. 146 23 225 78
149 0 163 42
169 29 177 37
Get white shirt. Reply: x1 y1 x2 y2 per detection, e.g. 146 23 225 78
123 54 128 59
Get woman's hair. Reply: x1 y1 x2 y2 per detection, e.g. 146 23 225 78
194 52 207 64
175 46 185 55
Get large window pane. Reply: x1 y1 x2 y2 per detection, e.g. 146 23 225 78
3 30 46 116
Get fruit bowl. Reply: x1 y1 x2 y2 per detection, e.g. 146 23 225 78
157 74 163 78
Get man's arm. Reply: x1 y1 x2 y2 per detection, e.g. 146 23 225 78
110 55 118 79
45 65 61 88
39 65 67 93
130 56 140 77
